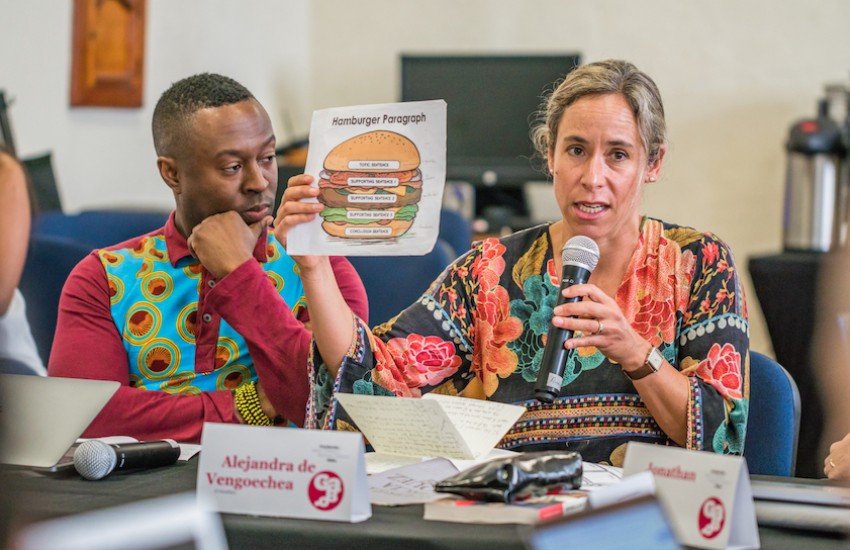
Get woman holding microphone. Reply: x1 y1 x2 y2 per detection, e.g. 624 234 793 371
276 59 748 464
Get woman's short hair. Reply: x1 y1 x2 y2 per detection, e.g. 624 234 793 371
531 59 666 168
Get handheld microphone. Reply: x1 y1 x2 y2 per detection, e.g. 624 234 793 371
534 236 600 403
73 439 180 481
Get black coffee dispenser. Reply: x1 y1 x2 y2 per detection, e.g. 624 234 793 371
783 99 846 252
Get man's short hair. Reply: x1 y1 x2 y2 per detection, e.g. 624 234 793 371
152 73 254 157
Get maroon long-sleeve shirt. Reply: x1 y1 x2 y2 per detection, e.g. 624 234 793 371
49 214 367 442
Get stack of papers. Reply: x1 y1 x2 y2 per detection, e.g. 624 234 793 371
335 393 526 506
335 393 626 510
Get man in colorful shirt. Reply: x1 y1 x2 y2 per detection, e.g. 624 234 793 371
49 73 367 442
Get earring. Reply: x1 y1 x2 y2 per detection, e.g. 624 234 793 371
646 176 656 183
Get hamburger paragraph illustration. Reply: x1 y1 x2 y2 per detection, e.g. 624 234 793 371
286 100 447 256
319 131 422 240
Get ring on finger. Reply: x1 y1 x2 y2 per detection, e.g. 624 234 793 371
596 319 604 335
829 458 837 469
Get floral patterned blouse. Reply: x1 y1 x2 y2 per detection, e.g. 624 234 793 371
307 217 749 465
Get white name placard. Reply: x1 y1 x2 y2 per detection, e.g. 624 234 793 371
622 442 758 550
196 423 371 523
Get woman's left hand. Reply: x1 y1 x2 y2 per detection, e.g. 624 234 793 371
551 283 647 370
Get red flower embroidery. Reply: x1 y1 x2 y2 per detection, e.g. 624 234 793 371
546 259 558 286
633 294 677 346
696 343 743 400
702 242 719 266
618 222 695 345
474 285 522 396
471 239 507 292
382 334 462 392
373 357 415 396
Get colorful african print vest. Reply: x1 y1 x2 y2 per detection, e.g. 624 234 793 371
98 233 306 394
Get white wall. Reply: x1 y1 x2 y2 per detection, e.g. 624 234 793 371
0 0 312 211
4 0 850 354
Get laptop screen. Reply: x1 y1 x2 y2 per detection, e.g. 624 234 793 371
0 374 119 468
525 496 681 550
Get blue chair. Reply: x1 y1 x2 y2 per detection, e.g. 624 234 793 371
347 239 455 326
18 234 93 361
439 209 473 259
743 351 801 476
32 209 169 250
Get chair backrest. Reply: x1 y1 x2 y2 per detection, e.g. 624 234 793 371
18 234 92 361
32 209 169 249
347 239 455 326
21 152 62 213
743 351 801 476
439 209 472 259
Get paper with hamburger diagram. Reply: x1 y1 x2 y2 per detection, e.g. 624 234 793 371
286 100 447 256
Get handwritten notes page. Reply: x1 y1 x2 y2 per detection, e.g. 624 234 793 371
365 453 423 475
334 393 525 460
368 457 459 506
580 462 625 490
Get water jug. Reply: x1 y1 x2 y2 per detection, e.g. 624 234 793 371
783 100 845 251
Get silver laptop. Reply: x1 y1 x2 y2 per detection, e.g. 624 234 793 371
750 475 850 507
0 374 119 468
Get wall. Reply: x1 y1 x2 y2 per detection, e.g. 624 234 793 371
0 0 312 211
4 0 850 355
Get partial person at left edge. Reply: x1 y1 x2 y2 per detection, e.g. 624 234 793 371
0 146 45 376
48 73 368 443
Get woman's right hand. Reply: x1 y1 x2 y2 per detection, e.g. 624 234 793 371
273 174 326 272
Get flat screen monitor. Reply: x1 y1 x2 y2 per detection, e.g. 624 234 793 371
400 53 581 189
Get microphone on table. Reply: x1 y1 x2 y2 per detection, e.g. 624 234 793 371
73 439 180 480
534 235 600 403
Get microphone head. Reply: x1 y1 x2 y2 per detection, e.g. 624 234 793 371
73 440 117 480
561 236 600 272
